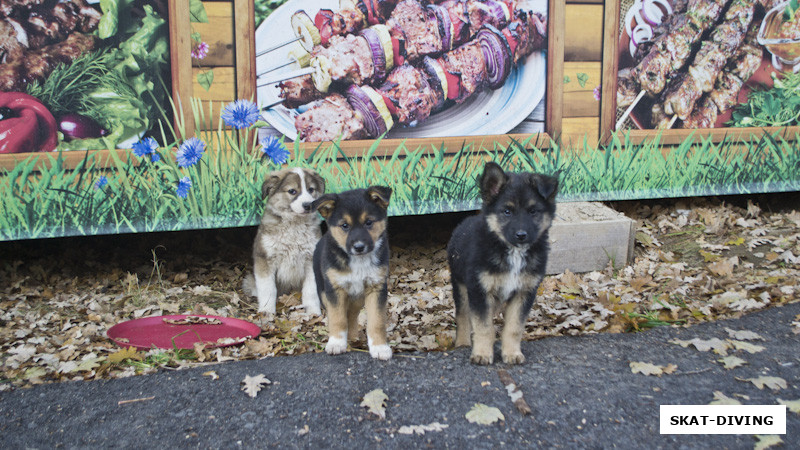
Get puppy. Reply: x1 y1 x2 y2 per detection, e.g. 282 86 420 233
311 186 393 360
244 168 326 315
447 162 558 365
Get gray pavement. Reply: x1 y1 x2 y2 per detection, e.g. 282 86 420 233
1 302 798 449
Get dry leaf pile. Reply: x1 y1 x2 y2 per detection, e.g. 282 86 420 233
1 196 799 390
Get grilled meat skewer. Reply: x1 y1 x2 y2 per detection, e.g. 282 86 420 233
660 0 756 122
293 12 543 142
278 7 545 107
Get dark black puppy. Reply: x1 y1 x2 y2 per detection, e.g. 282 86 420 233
311 186 393 360
447 162 558 365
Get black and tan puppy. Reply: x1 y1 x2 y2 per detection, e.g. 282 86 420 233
311 186 393 360
447 162 558 365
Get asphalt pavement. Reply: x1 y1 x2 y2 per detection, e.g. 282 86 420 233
1 302 798 449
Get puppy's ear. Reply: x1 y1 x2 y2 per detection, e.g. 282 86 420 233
309 170 326 194
529 172 559 203
262 170 285 200
312 194 338 220
366 186 392 210
480 162 508 203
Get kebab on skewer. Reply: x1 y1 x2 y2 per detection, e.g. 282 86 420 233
648 22 763 129
275 3 546 107
655 0 756 126
617 0 786 130
616 0 732 113
291 12 544 142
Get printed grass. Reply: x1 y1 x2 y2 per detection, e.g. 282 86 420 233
2 99 800 240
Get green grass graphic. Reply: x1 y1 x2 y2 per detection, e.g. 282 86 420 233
2 99 800 241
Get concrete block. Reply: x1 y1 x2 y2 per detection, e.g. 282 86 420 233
546 202 635 275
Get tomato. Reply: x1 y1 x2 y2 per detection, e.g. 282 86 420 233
444 71 461 100
379 91 398 116
391 37 404 67
502 28 518 56
315 10 334 45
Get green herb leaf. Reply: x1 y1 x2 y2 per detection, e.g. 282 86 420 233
577 73 590 88
784 0 799 22
197 70 214 92
564 76 571 84
190 0 209 23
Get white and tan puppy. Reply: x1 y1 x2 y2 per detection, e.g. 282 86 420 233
244 168 326 315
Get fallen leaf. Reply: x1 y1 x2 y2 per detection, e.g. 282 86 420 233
699 250 721 262
629 361 677 376
724 328 763 341
671 338 731 355
728 340 765 354
361 389 388 419
717 356 747 370
744 376 787 391
108 347 142 364
203 370 219 380
297 424 309 436
76 356 104 372
465 403 505 425
777 398 800 414
397 422 449 435
754 435 783 450
707 259 734 277
709 391 741 405
241 374 271 398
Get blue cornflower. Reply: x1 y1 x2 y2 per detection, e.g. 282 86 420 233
132 137 158 161
94 176 108 190
221 99 260 129
176 137 205 168
260 135 289 165
176 176 192 198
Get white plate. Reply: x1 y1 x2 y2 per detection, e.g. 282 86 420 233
255 0 547 141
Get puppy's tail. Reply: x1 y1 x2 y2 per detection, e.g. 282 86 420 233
241 273 257 297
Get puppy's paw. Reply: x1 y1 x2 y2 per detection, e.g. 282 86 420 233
325 335 348 355
502 351 525 365
257 297 277 315
301 290 322 316
369 344 392 361
470 351 494 365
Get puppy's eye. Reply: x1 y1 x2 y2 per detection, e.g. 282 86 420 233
503 208 512 216
529 208 537 215
288 189 298 195
308 187 315 193
340 223 349 231
365 219 374 227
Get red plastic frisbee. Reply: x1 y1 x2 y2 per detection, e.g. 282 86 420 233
107 315 261 350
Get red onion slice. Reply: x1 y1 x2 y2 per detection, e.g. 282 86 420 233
346 84 392 138
360 28 387 82
428 4 453 52
477 24 512 90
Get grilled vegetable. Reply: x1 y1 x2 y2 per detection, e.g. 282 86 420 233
346 84 394 137
292 10 322 52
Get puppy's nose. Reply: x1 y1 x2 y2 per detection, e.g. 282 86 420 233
302 202 312 212
515 230 528 242
352 242 367 254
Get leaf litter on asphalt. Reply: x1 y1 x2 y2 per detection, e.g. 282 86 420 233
739 376 788 391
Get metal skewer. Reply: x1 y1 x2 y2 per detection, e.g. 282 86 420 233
257 67 316 87
256 36 303 58
261 98 285 111
615 90 646 131
259 59 299 76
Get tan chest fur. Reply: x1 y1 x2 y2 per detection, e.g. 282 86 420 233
478 247 542 302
